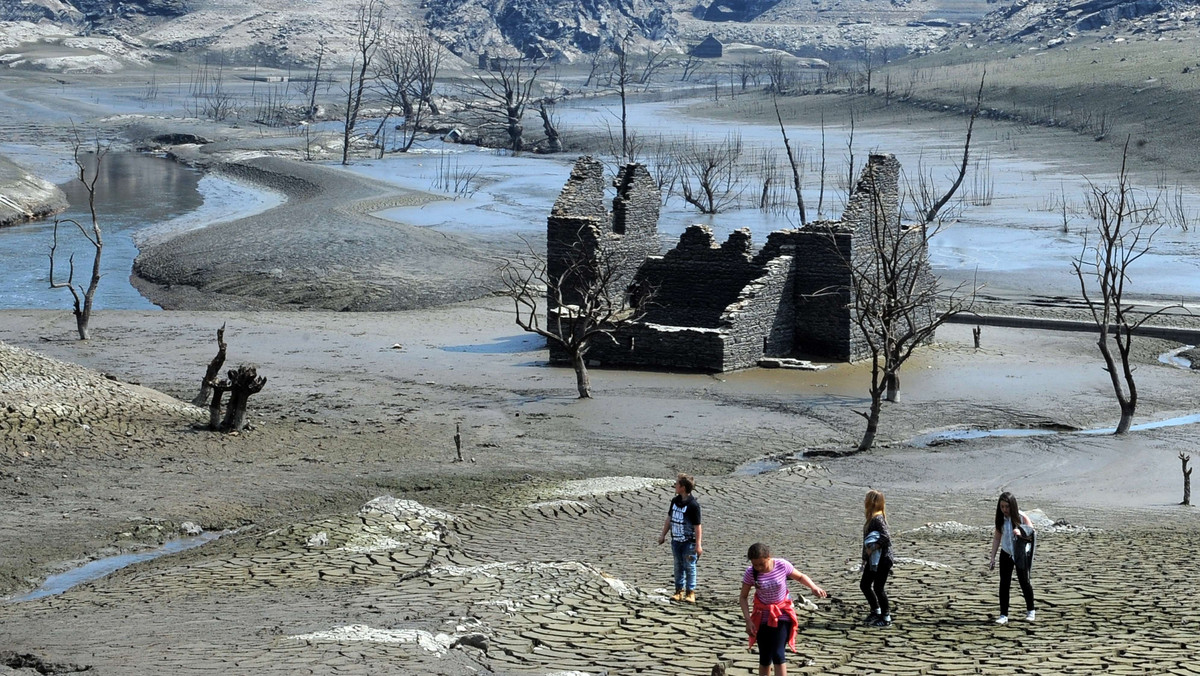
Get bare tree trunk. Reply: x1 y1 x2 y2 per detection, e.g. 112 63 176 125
208 385 228 430
973 325 982 349
572 353 591 399
539 102 561 153
1098 337 1134 434
884 372 900 403
1181 452 1192 506
193 323 227 406
857 390 883 452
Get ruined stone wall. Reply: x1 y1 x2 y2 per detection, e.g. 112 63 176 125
763 227 855 360
637 226 764 328
546 157 608 310
580 323 728 371
719 253 796 370
546 158 661 310
543 152 927 372
609 163 662 302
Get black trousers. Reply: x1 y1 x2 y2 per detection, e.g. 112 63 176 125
860 557 893 615
999 550 1035 615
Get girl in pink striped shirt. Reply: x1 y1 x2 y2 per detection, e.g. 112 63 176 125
738 542 827 676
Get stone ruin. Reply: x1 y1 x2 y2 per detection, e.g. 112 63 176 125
545 152 931 372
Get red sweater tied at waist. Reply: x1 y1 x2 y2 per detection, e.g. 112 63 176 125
748 596 799 652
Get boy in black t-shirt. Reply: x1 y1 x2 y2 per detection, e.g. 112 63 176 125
657 473 703 602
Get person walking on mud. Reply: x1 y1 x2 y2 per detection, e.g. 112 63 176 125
988 491 1037 624
739 542 827 676
860 489 895 627
658 473 702 602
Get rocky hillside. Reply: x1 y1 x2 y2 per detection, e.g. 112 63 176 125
0 0 1001 69
427 0 677 59
940 0 1197 46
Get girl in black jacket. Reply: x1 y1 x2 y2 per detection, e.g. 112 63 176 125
861 489 895 627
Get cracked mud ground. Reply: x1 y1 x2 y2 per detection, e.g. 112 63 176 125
3 466 1197 675
3 310 1200 675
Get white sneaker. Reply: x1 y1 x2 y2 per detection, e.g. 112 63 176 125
995 615 1008 625
1025 610 1036 622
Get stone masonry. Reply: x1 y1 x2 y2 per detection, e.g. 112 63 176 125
546 153 931 371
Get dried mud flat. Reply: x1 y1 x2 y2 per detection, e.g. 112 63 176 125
3 303 1200 675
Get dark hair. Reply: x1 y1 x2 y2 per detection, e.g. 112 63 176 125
676 473 695 494
747 542 770 560
747 542 770 582
995 492 1020 531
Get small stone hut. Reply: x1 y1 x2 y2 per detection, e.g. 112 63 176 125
691 34 724 58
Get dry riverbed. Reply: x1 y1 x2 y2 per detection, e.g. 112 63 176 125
2 302 1199 674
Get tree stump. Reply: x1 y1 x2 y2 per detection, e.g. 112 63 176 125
207 364 266 432
1182 452 1193 506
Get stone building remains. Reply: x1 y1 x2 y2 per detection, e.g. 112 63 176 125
545 153 934 372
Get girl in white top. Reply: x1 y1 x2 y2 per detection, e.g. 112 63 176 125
988 491 1036 624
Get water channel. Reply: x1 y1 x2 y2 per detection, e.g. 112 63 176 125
7 530 225 603
0 148 281 310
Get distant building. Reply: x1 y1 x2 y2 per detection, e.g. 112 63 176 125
691 34 724 58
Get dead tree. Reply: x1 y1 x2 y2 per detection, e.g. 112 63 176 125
500 232 654 398
1181 452 1192 506
610 36 636 163
192 323 228 406
826 78 985 452
374 25 442 152
637 43 671 88
209 364 266 432
464 55 544 153
298 38 327 120
341 0 386 165
453 422 463 462
839 158 974 452
677 133 745 214
48 132 106 341
538 101 562 153
774 94 806 225
1072 139 1178 435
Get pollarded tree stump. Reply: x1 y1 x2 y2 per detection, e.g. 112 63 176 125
208 364 266 432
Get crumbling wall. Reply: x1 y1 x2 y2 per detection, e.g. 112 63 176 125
581 323 728 371
546 156 608 310
609 163 662 302
719 253 796 370
764 226 855 360
637 226 763 328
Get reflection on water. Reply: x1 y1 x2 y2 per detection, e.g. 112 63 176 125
0 152 201 310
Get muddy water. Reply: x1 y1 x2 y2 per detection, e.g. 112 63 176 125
0 152 201 310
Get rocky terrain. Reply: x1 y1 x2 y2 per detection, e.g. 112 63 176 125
0 0 987 72
941 0 1199 47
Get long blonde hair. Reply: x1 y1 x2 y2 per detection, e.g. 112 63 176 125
863 490 887 531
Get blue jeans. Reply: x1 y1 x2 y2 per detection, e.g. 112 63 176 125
671 539 697 591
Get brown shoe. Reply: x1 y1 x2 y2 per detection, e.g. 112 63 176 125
685 591 697 603
671 589 685 601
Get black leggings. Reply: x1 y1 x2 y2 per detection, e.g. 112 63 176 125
756 619 790 666
999 551 1035 615
860 557 893 615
